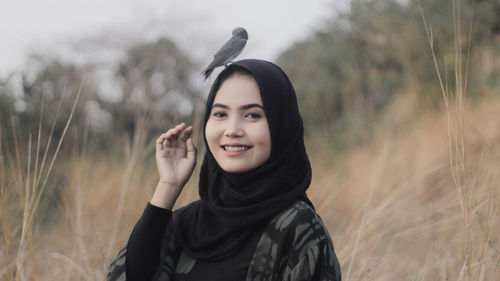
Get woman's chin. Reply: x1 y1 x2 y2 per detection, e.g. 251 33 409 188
219 162 258 174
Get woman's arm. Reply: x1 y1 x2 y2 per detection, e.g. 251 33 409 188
125 204 172 281
151 123 197 209
107 123 197 281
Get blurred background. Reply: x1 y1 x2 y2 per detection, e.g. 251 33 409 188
0 0 499 280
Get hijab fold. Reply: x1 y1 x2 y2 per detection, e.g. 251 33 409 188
172 59 312 260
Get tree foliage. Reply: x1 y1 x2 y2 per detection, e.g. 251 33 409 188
277 0 499 134
0 37 199 149
98 38 200 137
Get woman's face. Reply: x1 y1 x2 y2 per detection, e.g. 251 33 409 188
205 73 271 173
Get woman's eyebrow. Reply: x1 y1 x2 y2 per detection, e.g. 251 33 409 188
212 103 264 110
212 103 229 109
241 103 264 110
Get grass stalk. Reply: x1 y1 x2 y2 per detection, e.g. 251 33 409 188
105 116 150 260
421 0 480 279
14 81 83 280
344 143 389 281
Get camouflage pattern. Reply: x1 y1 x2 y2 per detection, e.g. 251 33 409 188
107 201 341 281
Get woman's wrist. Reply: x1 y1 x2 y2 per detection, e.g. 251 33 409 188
150 181 182 210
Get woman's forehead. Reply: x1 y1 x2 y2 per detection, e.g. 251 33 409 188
213 74 263 106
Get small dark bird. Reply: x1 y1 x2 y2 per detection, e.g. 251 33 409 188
202 27 248 80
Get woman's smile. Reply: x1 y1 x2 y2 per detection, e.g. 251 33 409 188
221 143 252 156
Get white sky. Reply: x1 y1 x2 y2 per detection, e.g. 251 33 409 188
0 0 348 76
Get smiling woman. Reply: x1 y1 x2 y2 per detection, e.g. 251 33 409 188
107 59 341 281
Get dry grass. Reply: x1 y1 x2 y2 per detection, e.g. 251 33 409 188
1 90 499 280
309 92 500 280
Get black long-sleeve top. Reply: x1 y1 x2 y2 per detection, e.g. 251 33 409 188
126 203 262 281
107 200 341 281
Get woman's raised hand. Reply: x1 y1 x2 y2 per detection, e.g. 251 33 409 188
151 123 197 209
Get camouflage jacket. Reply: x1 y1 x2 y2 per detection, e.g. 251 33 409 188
107 201 341 281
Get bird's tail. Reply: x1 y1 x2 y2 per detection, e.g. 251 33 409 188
201 67 215 81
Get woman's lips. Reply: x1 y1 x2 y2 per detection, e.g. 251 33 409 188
221 145 251 156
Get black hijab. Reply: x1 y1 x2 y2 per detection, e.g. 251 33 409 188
172 59 312 260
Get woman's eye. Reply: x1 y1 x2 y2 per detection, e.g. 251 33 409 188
245 113 262 120
213 111 227 118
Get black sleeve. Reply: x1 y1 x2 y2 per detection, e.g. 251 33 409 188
126 203 172 281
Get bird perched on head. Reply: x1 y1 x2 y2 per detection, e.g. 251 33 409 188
202 27 248 80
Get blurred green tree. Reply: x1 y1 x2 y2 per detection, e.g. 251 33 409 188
0 56 93 152
0 37 199 150
278 0 498 144
96 37 200 139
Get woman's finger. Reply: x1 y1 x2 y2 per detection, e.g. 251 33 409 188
186 138 197 163
156 132 170 150
165 124 185 145
169 123 187 145
164 130 176 147
172 123 186 136
157 123 187 150
180 126 193 143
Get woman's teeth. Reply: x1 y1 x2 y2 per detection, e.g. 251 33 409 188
224 146 249 151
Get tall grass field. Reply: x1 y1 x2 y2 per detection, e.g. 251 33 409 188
1 2 499 279
1 89 499 280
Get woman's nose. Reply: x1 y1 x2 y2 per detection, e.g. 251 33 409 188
224 119 244 137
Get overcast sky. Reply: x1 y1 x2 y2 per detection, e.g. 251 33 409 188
0 0 349 76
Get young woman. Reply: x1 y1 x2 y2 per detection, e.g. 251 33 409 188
107 59 341 281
